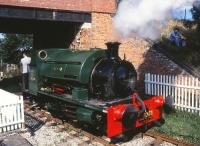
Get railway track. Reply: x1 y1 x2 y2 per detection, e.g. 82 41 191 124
23 100 195 146
24 100 115 146
144 131 194 146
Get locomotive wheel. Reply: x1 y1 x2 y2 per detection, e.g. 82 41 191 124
98 116 107 136
164 95 175 114
122 131 135 142
101 122 107 136
110 131 134 144
122 105 137 129
35 95 46 108
153 118 165 127
76 121 85 128
153 109 165 127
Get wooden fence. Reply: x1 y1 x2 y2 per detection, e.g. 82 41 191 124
0 89 24 133
145 73 200 115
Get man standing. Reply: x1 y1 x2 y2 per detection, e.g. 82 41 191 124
20 52 31 91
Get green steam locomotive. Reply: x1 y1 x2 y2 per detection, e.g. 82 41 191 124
27 42 164 138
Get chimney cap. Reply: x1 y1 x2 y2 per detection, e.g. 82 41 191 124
105 41 121 46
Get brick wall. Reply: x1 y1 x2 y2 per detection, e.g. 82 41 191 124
91 13 114 48
119 39 190 90
70 12 114 49
70 12 189 80
118 38 149 70
0 0 115 13
69 23 92 49
139 48 188 76
136 47 190 90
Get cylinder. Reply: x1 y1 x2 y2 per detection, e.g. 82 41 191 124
76 107 94 124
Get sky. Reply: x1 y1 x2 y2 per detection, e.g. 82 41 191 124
0 34 3 39
172 5 193 20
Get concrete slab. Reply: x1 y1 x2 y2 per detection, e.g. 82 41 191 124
0 134 32 146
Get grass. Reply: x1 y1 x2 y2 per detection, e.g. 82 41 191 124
151 110 200 145
158 20 200 71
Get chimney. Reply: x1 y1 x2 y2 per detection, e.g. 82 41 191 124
105 42 121 60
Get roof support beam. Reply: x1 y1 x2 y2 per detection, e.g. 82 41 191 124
0 6 91 23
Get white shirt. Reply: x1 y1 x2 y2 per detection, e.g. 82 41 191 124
20 56 31 73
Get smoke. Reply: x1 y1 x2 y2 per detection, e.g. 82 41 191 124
113 0 196 40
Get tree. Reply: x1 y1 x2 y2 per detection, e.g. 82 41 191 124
0 34 33 64
191 1 200 31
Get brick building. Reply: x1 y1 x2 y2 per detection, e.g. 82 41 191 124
0 0 188 87
67 1 188 89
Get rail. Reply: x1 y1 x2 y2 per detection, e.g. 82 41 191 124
144 131 194 146
24 101 115 146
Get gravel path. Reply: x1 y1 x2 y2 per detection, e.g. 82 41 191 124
118 136 176 146
20 122 176 146
20 122 104 146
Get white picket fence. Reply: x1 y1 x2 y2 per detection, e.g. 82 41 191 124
0 89 24 133
0 71 3 81
145 73 200 115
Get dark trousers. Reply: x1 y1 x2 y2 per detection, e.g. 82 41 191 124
22 73 29 90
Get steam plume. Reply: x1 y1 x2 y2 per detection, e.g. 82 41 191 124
113 0 196 40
